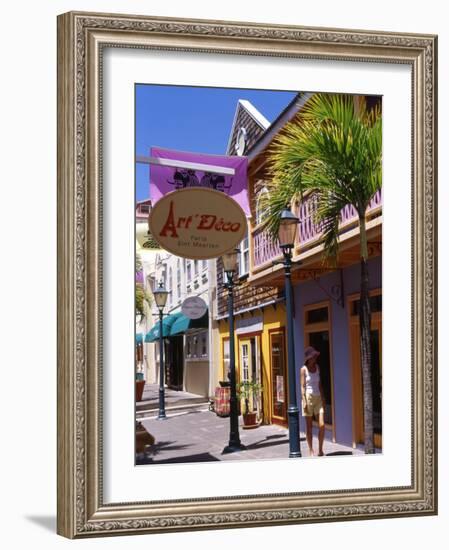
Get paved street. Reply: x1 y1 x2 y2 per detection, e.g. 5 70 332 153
137 385 362 464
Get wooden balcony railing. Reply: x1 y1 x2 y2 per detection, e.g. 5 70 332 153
252 228 282 270
251 189 382 271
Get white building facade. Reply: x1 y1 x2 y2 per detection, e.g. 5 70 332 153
143 247 217 397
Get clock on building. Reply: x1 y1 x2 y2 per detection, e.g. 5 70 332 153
235 127 247 156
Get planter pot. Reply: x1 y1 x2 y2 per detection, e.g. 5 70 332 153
242 412 258 428
214 386 242 416
136 380 145 401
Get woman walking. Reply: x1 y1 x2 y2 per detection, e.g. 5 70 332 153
300 346 326 456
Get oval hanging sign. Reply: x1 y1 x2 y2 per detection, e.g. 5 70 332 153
181 296 208 320
148 188 247 260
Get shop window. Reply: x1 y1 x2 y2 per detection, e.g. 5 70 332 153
241 343 250 382
186 337 192 358
306 306 328 324
201 332 208 358
270 331 287 421
351 294 382 316
186 334 203 359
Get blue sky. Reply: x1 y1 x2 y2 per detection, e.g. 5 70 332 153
135 84 297 201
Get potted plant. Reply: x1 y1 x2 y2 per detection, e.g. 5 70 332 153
237 380 263 428
135 338 146 401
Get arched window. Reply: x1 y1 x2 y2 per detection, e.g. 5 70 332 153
255 185 269 226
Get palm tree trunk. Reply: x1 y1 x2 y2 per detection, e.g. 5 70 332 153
359 215 375 454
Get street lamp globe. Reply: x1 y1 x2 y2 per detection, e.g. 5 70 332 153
222 248 239 275
278 206 299 249
153 280 169 310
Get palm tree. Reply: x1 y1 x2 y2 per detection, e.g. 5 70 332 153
263 93 382 453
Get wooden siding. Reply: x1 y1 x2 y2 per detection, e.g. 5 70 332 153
216 256 283 318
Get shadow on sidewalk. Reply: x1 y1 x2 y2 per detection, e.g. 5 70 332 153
137 452 220 465
325 451 353 456
245 435 306 451
144 440 193 456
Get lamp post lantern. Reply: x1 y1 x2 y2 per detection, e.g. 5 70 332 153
278 206 302 458
222 249 245 454
153 280 169 420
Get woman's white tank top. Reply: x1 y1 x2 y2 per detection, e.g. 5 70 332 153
304 365 320 395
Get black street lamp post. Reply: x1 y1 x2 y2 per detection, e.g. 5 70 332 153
153 280 169 420
222 249 245 454
278 207 302 458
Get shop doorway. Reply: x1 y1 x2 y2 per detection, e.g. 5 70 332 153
238 336 263 420
349 291 382 449
269 329 288 426
165 335 184 390
304 302 335 436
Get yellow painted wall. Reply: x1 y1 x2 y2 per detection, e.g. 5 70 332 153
217 304 286 425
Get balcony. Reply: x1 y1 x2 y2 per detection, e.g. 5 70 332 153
251 189 382 274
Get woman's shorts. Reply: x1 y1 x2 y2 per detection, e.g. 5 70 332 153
302 393 324 417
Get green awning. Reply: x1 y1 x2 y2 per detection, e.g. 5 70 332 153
145 310 209 342
170 311 208 336
144 312 183 342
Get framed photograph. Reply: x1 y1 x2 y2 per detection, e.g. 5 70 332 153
57 11 437 538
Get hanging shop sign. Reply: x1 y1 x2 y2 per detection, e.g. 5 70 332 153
181 296 208 320
149 146 249 216
148 188 247 260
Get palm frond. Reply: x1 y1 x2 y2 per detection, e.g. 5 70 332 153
314 190 347 264
135 282 152 322
136 253 143 274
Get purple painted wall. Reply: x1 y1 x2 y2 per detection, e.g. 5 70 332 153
293 256 382 447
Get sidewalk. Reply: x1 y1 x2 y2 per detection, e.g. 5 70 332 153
137 404 363 464
136 384 209 416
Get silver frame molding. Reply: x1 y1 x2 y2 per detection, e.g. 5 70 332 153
57 11 437 539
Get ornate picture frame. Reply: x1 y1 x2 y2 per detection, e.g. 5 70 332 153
57 11 437 538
